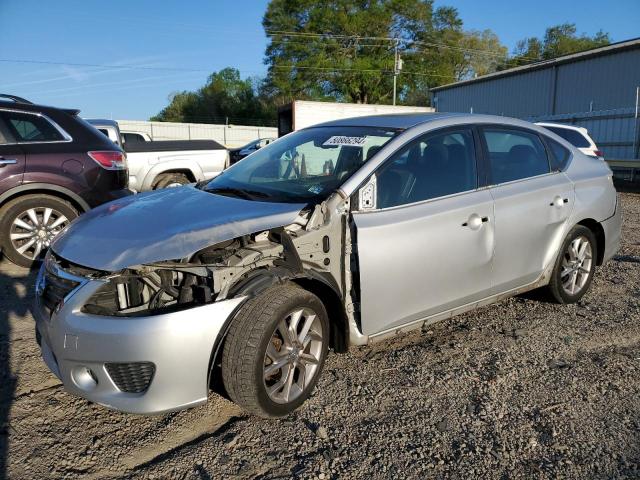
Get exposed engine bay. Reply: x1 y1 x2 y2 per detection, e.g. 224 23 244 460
80 194 358 331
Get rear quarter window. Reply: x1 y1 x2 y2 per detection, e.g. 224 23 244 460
544 137 572 171
0 110 65 143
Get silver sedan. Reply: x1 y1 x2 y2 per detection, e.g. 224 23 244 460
34 113 621 417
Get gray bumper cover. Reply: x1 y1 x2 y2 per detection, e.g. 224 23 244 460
34 266 245 414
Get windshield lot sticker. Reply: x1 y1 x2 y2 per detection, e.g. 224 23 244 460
323 136 366 147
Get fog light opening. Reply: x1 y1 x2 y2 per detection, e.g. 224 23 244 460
71 366 98 391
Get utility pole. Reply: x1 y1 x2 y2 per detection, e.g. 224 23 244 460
392 39 402 105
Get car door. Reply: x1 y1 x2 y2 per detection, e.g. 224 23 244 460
352 127 495 337
0 110 26 192
481 126 574 294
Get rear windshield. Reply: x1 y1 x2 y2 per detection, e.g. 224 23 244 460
544 126 591 148
202 126 399 203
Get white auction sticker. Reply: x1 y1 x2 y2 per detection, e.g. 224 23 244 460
323 136 366 147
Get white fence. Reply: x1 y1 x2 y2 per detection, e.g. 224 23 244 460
117 120 278 148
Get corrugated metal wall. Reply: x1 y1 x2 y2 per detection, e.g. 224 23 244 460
432 47 640 160
116 120 278 148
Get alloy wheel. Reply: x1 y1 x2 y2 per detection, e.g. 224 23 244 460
9 207 69 261
263 307 324 404
560 235 593 295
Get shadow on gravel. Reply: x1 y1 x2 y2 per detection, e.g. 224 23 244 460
614 254 640 264
0 262 39 478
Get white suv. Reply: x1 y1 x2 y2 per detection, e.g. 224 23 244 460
536 122 603 160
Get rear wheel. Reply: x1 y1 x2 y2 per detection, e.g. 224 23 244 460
221 283 329 417
0 195 77 268
153 173 190 189
547 225 597 304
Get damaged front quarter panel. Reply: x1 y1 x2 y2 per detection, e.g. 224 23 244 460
81 192 366 349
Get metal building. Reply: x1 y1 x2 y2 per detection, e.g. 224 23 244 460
431 38 640 162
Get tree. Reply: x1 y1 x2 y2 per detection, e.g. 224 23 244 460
502 23 610 69
262 0 507 106
151 68 276 125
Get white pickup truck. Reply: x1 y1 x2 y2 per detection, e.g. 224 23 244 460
87 119 229 191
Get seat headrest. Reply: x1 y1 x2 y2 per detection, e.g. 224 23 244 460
508 144 538 164
421 143 448 168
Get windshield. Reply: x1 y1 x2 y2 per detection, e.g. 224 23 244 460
203 126 398 203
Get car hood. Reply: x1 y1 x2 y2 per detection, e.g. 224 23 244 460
51 186 306 271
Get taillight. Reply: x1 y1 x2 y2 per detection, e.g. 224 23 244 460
88 151 127 170
594 150 604 159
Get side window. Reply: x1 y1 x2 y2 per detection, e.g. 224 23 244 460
545 137 571 171
376 129 477 209
483 128 549 184
0 111 65 143
123 132 145 143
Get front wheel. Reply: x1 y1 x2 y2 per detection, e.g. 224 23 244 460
547 225 597 304
0 195 77 268
221 283 329 417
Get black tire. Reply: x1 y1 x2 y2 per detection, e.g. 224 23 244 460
153 173 190 189
221 282 330 418
0 194 78 268
547 225 597 304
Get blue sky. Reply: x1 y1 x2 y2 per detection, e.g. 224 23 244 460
0 0 637 120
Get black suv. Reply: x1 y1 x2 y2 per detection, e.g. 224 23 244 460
0 94 132 267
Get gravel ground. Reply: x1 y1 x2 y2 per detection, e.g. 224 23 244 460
1 192 639 480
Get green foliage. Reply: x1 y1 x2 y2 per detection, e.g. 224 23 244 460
151 68 276 125
501 23 610 69
152 8 612 122
262 0 507 106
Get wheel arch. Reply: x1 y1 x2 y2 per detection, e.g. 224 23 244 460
576 218 605 265
207 270 349 395
0 183 89 214
144 163 201 190
152 169 197 186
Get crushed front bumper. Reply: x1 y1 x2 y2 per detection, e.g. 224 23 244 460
34 263 245 415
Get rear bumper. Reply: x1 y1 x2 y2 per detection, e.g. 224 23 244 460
601 195 622 263
34 265 245 414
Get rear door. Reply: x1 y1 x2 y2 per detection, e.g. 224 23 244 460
353 127 495 337
481 126 574 293
0 110 26 192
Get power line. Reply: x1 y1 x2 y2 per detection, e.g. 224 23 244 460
0 58 211 73
273 64 454 79
269 30 541 63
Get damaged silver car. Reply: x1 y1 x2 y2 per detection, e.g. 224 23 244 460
34 113 621 417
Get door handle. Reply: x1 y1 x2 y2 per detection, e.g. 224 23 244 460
0 158 17 167
550 196 569 207
462 214 489 230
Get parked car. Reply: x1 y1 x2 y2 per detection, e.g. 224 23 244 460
34 113 620 418
0 95 131 267
229 138 275 165
121 130 151 144
536 122 604 160
88 119 229 190
87 119 122 146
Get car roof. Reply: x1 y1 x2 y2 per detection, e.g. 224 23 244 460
86 119 119 127
0 99 80 116
311 112 462 129
312 112 552 131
